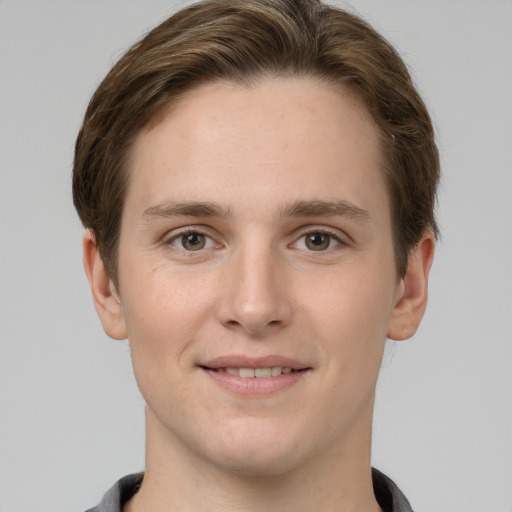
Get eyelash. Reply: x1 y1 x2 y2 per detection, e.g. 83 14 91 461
165 227 218 252
164 226 348 253
292 228 347 252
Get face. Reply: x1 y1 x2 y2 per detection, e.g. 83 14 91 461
107 78 408 476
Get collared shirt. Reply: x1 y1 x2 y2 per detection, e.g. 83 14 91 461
86 468 413 512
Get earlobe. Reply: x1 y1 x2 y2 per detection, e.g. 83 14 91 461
82 230 127 340
387 230 435 341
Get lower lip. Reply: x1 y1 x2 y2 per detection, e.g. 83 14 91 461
202 368 308 396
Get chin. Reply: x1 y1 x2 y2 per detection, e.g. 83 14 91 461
213 448 303 478
200 420 310 477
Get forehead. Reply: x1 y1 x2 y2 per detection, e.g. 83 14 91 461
124 77 387 221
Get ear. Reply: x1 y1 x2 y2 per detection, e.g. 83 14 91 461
82 229 127 340
387 229 435 341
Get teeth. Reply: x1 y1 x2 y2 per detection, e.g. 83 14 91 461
239 368 255 378
255 368 271 378
223 367 294 378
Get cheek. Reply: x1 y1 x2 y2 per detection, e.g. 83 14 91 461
119 266 215 369
306 263 396 372
121 256 213 325
120 270 213 414
311 261 395 327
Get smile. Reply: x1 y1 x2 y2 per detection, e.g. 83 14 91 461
200 357 310 396
215 367 295 378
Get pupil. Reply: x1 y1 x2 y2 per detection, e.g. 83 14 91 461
306 233 329 251
182 233 205 250
187 234 201 245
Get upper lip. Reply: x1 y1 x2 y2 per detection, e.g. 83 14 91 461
200 355 311 370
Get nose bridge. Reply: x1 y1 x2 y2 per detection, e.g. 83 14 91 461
218 236 291 334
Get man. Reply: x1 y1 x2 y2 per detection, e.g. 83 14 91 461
73 0 439 510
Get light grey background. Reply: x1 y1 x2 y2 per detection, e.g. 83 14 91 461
1 1 511 510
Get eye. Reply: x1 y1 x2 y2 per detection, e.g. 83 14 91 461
170 231 215 251
294 231 340 251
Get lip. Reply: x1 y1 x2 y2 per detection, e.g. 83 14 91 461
201 355 310 370
198 355 312 397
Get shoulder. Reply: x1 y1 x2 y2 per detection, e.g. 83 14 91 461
372 467 414 512
85 473 143 512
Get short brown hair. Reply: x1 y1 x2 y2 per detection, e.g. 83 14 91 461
73 0 439 283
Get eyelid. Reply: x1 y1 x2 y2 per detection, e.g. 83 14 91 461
160 224 350 251
163 225 220 250
291 225 351 249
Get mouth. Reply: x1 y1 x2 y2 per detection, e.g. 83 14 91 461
198 356 311 396
201 366 304 378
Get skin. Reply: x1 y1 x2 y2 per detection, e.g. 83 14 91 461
84 77 434 512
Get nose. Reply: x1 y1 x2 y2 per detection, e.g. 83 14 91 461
216 243 293 335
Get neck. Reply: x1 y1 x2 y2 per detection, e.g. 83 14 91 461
125 406 382 512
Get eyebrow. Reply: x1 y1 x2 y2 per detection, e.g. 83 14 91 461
280 199 372 221
141 199 371 222
141 201 233 222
